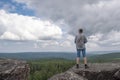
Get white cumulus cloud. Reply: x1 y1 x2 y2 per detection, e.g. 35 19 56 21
0 10 62 41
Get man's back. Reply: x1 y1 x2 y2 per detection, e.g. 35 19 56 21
75 33 87 49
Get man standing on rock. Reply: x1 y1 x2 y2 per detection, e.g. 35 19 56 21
74 28 89 69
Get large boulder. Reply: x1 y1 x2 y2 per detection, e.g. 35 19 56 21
49 63 120 80
0 58 30 80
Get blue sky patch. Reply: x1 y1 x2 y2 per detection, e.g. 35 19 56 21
0 0 35 16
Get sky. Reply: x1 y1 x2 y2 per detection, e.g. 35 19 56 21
0 0 120 52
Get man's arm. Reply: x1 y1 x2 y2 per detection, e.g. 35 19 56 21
74 36 77 43
84 35 87 43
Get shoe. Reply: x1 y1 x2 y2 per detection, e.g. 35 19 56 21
76 64 79 69
85 64 89 69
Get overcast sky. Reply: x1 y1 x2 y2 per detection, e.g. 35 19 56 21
0 0 120 52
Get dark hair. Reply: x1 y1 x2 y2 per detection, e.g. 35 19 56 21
79 29 83 33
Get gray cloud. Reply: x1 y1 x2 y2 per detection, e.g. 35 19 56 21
14 0 118 35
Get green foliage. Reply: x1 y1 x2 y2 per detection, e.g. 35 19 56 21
28 58 75 80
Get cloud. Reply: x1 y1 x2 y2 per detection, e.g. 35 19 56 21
0 0 120 52
14 0 120 34
0 10 62 41
13 0 120 51
86 30 120 51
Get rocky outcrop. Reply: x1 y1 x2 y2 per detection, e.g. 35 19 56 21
49 63 120 80
0 58 30 80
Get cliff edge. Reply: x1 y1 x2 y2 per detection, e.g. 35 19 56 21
49 63 120 80
0 58 30 80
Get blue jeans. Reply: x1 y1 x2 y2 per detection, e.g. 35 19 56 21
76 48 86 58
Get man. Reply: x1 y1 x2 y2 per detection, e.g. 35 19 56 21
74 28 89 69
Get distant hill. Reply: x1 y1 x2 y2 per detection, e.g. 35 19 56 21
89 52 120 62
0 52 98 60
0 51 119 60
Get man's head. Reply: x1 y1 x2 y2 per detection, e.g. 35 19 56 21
79 28 83 33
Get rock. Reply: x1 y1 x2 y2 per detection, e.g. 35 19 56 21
48 71 87 80
114 70 120 80
0 58 30 80
49 63 120 80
